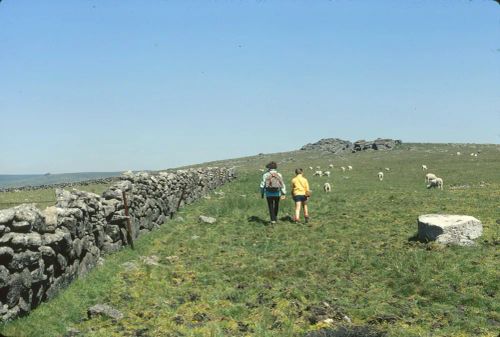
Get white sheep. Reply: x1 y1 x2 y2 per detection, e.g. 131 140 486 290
427 177 443 190
456 152 461 156
425 173 437 183
309 166 313 170
314 170 322 177
259 168 265 172
378 171 384 181
348 165 353 170
316 166 321 170
328 164 334 168
324 182 331 192
470 153 474 156
340 166 346 172
474 153 478 157
384 167 390 171
422 165 428 171
323 171 331 177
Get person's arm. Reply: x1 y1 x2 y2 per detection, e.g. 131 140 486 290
260 173 267 198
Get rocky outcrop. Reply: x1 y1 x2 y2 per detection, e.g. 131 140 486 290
300 138 401 154
417 214 483 246
353 138 402 152
0 167 235 322
300 138 353 154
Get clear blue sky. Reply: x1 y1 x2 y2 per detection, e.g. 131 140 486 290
1 1 499 174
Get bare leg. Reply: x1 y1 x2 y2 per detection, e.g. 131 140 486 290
294 201 302 221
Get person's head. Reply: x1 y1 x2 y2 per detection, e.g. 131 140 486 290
295 168 303 175
266 161 277 170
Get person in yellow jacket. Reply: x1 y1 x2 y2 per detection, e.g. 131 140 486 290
291 168 310 223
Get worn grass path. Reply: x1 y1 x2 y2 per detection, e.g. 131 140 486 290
1 143 499 336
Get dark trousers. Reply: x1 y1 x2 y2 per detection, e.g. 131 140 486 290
266 196 280 221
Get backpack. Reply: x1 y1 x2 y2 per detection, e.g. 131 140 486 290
265 172 283 192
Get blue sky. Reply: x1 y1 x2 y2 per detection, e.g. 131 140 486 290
1 1 499 174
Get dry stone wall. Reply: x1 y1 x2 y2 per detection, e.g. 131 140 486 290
0 167 235 322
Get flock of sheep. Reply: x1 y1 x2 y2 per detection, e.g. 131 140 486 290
307 163 445 192
259 161 450 193
257 148 486 195
377 164 443 189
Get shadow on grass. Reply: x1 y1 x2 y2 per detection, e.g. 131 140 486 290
247 215 269 225
408 233 430 243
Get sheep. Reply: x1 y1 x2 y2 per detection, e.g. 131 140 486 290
456 152 461 156
348 165 353 170
316 166 321 170
470 153 474 156
427 177 443 190
314 170 322 176
378 171 384 181
474 153 478 157
323 171 331 177
309 166 313 170
259 168 265 172
340 166 346 172
324 182 332 192
328 164 334 168
425 173 437 183
384 167 390 171
422 165 428 171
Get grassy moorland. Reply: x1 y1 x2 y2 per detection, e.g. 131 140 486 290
0 143 499 337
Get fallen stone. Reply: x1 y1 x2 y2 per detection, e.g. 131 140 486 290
199 215 216 224
418 214 483 246
140 255 160 266
87 304 124 321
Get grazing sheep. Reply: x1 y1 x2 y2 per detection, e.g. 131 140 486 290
348 165 353 170
456 152 461 156
314 170 322 176
328 164 334 168
341 166 346 172
425 173 437 183
384 167 390 171
323 171 331 177
324 182 331 192
422 165 428 171
316 166 321 170
474 153 478 157
309 166 313 170
378 172 384 181
470 153 474 156
427 177 444 190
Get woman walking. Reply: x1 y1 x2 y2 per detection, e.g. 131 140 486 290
291 168 310 223
260 161 286 224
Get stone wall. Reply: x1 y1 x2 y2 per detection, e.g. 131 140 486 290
0 167 235 322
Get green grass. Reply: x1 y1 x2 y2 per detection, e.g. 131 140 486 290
1 143 499 336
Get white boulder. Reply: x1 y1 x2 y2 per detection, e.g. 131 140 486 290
418 214 483 246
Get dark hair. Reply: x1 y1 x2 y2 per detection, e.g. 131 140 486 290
266 161 277 170
295 168 303 175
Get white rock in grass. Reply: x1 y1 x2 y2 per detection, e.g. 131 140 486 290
199 215 216 224
417 214 482 246
87 304 124 320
